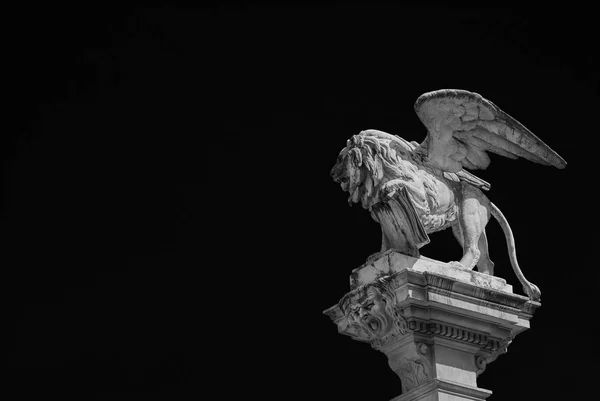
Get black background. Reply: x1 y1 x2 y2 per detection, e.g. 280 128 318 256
4 3 597 400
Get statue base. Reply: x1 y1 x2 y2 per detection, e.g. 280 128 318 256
324 250 540 400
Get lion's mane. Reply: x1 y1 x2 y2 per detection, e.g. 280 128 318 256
337 130 458 232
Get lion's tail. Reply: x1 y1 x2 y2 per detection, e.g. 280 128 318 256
490 202 541 302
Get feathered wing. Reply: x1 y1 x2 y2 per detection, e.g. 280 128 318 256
413 89 567 173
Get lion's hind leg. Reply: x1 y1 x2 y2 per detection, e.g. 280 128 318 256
476 229 495 276
451 223 494 275
450 223 477 270
450 185 491 271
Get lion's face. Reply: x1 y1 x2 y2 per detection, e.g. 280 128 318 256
330 135 382 209
330 145 355 192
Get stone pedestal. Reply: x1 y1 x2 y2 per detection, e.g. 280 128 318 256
324 250 540 400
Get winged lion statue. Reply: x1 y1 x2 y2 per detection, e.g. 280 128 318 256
330 89 566 301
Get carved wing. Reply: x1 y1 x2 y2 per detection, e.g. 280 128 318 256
413 89 567 173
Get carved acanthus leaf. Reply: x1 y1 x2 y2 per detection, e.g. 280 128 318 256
397 358 431 393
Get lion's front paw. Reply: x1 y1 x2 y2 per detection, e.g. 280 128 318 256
448 261 466 270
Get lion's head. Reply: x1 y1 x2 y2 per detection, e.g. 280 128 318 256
330 130 420 209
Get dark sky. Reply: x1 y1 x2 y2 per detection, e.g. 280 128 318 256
4 4 597 400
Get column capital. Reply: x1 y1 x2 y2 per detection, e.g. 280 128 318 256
324 251 540 400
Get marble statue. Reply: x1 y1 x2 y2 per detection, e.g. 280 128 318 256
330 89 566 301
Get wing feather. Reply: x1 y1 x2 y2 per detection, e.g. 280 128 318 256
465 141 491 168
465 134 519 160
413 89 566 172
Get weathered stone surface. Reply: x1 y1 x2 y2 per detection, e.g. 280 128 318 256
324 252 539 400
350 250 512 294
330 89 567 302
